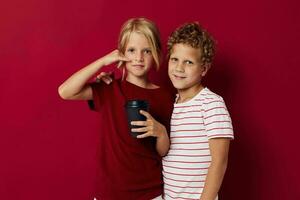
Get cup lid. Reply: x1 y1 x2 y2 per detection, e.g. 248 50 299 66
125 100 148 108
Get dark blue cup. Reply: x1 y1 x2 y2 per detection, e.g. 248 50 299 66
124 100 149 138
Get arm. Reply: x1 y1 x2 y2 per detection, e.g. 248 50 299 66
200 138 230 200
154 126 170 156
131 110 170 156
58 50 128 100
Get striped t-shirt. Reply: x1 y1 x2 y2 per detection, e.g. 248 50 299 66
162 87 234 200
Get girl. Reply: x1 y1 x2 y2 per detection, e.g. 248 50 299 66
58 18 174 200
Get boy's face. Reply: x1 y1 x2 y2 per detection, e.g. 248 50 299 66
168 43 208 92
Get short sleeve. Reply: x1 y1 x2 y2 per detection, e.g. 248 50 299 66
202 97 234 139
87 82 103 112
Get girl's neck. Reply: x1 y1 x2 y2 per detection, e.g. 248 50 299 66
177 84 204 103
126 75 152 89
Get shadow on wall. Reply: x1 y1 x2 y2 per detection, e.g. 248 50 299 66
205 54 262 200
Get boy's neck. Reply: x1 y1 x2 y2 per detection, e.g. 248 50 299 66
177 84 204 103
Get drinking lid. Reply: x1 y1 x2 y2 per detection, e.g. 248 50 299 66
125 100 148 108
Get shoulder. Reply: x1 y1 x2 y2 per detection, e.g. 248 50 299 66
199 88 224 103
92 78 121 89
158 85 176 102
157 84 176 94
89 79 121 97
196 88 227 112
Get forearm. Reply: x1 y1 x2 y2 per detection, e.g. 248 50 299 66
200 160 228 200
155 128 170 156
132 111 170 156
58 58 106 99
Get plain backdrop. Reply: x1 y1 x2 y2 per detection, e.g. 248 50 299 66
1 0 299 199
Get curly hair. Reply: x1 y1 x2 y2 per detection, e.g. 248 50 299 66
167 22 216 65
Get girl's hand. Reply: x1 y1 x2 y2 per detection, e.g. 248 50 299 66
102 50 130 67
131 110 167 139
95 71 113 84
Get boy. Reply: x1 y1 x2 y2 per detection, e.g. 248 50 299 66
162 22 234 200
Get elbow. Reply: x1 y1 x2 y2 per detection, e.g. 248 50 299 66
211 157 228 173
58 85 70 100
219 162 228 177
159 150 168 157
157 130 170 157
221 161 228 173
158 144 170 157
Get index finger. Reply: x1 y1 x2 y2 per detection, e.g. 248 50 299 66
119 56 130 62
117 58 131 68
139 110 152 119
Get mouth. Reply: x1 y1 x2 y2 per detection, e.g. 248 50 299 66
131 64 145 70
173 74 186 80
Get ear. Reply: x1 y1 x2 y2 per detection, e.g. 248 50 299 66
201 63 211 77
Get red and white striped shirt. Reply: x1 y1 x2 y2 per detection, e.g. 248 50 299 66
163 88 234 200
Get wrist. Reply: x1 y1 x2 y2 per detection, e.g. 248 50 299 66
96 57 107 67
157 126 168 139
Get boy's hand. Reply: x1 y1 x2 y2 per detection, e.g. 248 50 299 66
95 71 113 84
131 110 167 139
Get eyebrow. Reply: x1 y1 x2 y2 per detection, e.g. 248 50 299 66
126 46 151 50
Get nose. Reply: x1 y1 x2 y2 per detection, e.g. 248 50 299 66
135 51 144 62
175 62 184 72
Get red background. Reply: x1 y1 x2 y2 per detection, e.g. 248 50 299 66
1 0 299 199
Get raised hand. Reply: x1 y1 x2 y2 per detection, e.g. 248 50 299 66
102 49 130 67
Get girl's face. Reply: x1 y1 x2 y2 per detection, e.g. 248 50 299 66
124 31 154 79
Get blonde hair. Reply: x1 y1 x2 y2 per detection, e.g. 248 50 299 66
118 18 162 70
167 22 216 65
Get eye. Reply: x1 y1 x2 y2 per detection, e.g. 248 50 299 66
127 48 135 53
170 57 178 62
143 49 152 54
185 60 194 65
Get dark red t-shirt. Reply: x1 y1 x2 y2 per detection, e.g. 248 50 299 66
89 79 174 200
